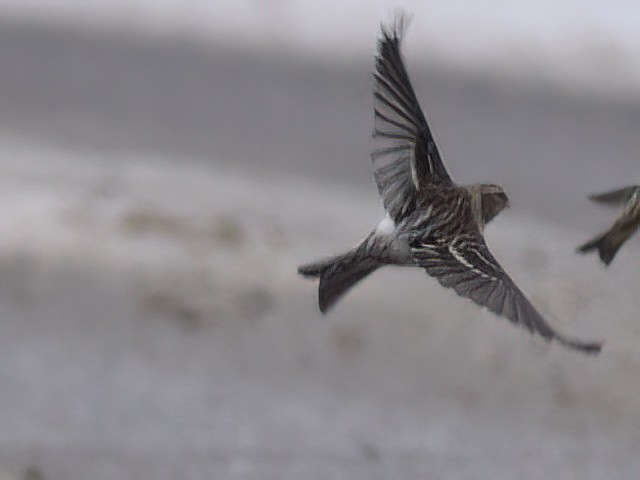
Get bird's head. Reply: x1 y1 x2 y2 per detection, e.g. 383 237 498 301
478 184 509 225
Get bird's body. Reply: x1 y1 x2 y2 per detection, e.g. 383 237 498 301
578 185 640 265
370 183 506 264
299 16 601 354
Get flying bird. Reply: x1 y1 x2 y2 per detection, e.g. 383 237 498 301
298 16 601 354
577 185 640 266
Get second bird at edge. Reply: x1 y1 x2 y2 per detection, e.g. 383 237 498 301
578 185 640 266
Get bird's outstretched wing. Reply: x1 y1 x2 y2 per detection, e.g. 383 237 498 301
410 232 602 354
372 16 452 222
588 186 639 206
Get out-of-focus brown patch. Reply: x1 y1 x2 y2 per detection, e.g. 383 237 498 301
142 291 203 330
23 467 44 480
360 442 381 461
211 216 244 247
236 286 275 322
121 208 184 236
330 323 366 353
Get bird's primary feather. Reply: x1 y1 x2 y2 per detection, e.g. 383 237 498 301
372 15 452 223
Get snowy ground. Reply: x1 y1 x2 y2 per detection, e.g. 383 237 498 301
0 139 638 480
0 9 640 479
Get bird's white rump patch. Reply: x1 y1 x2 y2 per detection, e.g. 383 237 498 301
375 212 396 236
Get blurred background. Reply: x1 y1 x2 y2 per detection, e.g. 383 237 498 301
0 1 639 479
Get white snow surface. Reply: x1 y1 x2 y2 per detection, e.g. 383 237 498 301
0 138 639 479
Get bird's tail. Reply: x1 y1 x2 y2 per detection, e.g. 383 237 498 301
577 229 625 266
298 246 381 313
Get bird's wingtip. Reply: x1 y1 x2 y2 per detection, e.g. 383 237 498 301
559 337 603 355
379 9 412 42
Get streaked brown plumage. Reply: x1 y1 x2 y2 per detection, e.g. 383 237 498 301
578 185 640 265
298 15 601 354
